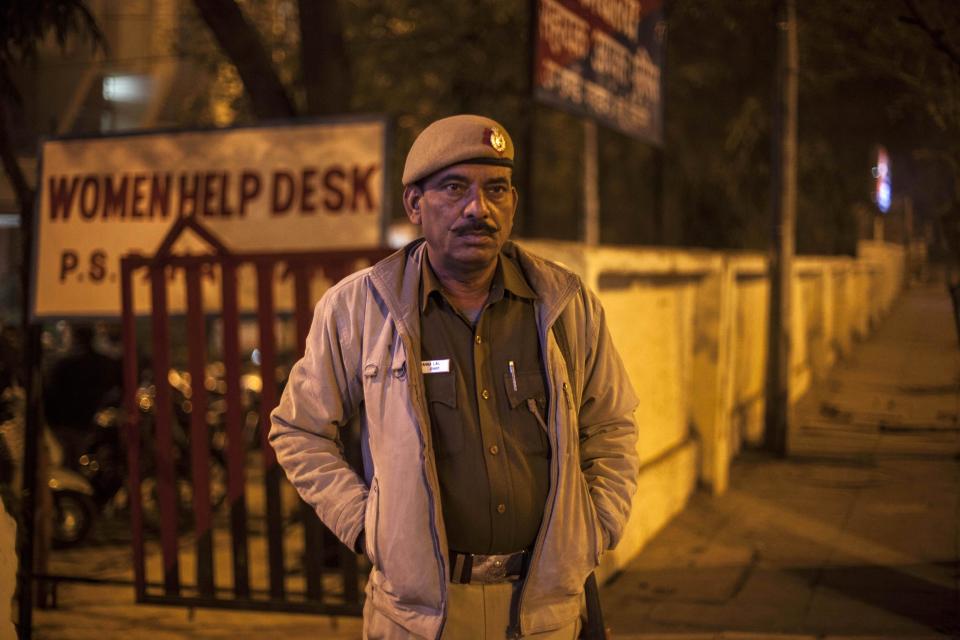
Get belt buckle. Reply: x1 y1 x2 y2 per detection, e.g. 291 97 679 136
451 549 525 584
477 554 508 583
472 552 521 584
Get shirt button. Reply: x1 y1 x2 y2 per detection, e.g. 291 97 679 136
489 445 499 455
481 389 490 400
475 335 482 344
497 503 506 514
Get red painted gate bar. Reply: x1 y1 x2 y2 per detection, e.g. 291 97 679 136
149 263 181 596
220 258 251 598
120 220 390 615
291 263 324 602
185 264 215 597
120 264 146 598
255 258 285 600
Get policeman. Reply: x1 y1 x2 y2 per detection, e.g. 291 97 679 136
271 114 639 639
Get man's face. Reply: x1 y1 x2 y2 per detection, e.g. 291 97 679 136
403 163 518 276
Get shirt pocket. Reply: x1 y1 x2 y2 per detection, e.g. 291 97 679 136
423 371 461 459
503 371 549 455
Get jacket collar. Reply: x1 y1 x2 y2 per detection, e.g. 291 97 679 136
419 250 537 313
369 239 426 344
501 240 580 328
369 238 581 341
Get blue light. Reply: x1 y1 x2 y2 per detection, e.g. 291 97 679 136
874 146 891 214
877 181 891 213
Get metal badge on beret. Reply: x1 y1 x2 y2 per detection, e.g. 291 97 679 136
485 127 507 155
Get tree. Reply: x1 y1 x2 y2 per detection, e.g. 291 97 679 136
1 0 105 326
187 0 351 120
0 0 103 221
659 0 960 255
0 4 104 632
184 0 556 230
799 0 960 253
663 0 777 250
189 0 352 119
895 0 960 253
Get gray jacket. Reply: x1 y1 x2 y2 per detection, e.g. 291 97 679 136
270 239 639 637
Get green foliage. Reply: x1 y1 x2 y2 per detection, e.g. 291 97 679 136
662 0 776 250
182 0 960 253
0 0 104 101
526 108 584 241
661 0 960 254
175 0 299 126
342 0 536 224
341 0 659 241
798 0 960 254
598 125 658 244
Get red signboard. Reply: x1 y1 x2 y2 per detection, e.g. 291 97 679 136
534 0 665 144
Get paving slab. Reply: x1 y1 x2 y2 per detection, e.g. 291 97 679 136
603 284 960 640
32 582 363 640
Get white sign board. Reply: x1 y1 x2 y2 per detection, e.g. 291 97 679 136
31 118 387 319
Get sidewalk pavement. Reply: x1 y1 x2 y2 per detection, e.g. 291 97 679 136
601 282 960 639
29 283 959 639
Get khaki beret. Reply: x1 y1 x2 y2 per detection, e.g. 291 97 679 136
402 114 515 185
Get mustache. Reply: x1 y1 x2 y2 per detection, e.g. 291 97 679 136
453 220 500 235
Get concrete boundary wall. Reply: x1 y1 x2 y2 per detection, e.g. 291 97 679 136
518 239 906 578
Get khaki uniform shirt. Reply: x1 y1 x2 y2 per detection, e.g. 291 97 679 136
420 253 549 554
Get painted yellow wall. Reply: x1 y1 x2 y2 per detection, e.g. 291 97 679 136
598 283 696 466
518 239 907 575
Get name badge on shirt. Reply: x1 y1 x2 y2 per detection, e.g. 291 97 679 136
421 359 450 374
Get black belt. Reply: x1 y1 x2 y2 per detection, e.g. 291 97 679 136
449 549 528 584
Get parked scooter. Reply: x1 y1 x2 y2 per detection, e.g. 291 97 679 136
5 358 252 549
0 385 96 548
74 374 229 532
45 429 97 548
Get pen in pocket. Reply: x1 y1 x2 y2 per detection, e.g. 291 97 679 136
508 360 517 391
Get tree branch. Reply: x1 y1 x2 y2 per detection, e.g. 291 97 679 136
900 0 960 71
0 98 35 220
191 0 297 120
297 0 351 115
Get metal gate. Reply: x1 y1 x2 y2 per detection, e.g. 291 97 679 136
119 216 390 614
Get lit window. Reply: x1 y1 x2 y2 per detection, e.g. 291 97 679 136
102 75 150 103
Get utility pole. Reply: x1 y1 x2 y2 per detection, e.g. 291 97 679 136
2 89 42 636
519 0 539 239
764 0 797 456
583 119 599 246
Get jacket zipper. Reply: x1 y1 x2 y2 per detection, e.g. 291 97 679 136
369 477 381 566
513 272 580 637
513 326 567 638
399 333 449 639
562 380 573 411
553 379 601 563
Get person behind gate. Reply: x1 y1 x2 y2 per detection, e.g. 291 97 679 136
270 114 639 639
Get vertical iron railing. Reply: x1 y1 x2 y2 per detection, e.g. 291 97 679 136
220 257 251 598
120 243 390 614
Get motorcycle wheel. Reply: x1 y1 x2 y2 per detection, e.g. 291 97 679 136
52 490 95 548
